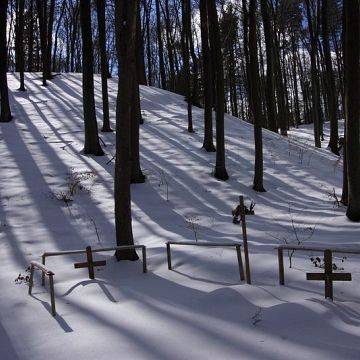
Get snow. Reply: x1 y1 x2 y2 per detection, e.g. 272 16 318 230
0 72 359 360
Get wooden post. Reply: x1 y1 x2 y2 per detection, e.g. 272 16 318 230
236 245 245 281
278 248 285 285
324 249 333 300
142 246 147 273
166 243 172 270
239 196 251 284
28 264 34 295
48 273 56 316
86 246 95 279
41 254 46 286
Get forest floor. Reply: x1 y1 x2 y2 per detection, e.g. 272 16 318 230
0 73 359 360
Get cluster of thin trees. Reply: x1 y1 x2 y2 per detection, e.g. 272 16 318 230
0 0 359 259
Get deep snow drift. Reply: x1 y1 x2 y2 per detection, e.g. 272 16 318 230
0 73 359 360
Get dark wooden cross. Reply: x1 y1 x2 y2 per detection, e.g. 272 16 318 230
74 246 106 280
306 249 351 300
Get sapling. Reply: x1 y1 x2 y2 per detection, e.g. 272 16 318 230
185 215 200 242
269 204 318 268
158 169 169 201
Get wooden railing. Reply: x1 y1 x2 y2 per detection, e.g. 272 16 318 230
166 241 245 281
28 261 56 316
277 245 360 285
41 245 147 285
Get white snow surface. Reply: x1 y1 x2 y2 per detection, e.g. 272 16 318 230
0 73 359 360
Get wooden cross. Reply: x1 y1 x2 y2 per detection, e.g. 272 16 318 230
306 249 351 300
74 246 106 280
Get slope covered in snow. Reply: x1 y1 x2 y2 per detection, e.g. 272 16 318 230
0 73 359 360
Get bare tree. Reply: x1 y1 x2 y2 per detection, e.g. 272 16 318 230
0 0 12 122
114 0 139 260
80 0 104 156
344 0 360 221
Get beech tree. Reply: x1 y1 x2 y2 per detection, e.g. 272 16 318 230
208 0 229 181
96 0 112 132
80 0 104 156
182 0 194 133
200 0 215 152
248 0 265 192
322 0 339 155
114 0 139 260
344 0 360 221
0 0 12 123
15 0 26 91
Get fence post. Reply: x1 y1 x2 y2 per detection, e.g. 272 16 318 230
142 246 147 273
41 254 46 286
48 274 56 316
236 245 245 281
166 243 172 270
28 264 34 295
278 248 285 285
239 196 251 284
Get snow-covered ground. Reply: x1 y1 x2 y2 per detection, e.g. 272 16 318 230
0 73 359 360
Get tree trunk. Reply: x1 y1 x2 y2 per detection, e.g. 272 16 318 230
182 0 193 133
208 0 228 181
200 0 215 152
344 0 360 221
114 0 139 261
131 1 145 184
260 0 276 132
155 0 166 89
248 0 265 192
80 0 104 156
0 0 12 122
36 0 48 85
96 0 112 132
322 0 339 155
305 0 321 148
16 0 26 90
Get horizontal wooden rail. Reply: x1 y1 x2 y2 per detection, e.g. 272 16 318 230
28 261 56 316
277 245 360 285
41 245 147 285
166 241 245 281
277 245 360 255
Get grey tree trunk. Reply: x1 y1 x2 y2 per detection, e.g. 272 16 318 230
208 0 228 181
322 0 339 155
96 0 112 132
200 0 215 152
114 0 139 260
80 0 104 156
344 0 360 221
0 0 12 122
248 0 266 192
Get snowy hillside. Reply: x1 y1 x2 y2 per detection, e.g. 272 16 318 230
0 73 359 360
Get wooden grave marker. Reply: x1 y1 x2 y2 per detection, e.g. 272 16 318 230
239 195 251 284
306 249 351 300
74 246 106 280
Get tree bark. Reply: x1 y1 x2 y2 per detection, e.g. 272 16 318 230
344 0 360 221
322 0 339 155
260 0 276 132
114 0 139 260
305 0 321 148
80 0 104 156
0 0 12 122
155 0 166 89
248 0 266 192
16 0 26 90
208 0 228 181
200 0 215 152
96 0 112 132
